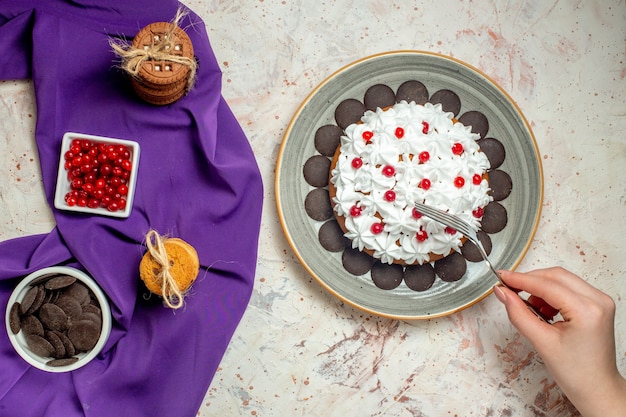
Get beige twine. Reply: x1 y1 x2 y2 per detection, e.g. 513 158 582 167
110 8 197 92
145 230 185 309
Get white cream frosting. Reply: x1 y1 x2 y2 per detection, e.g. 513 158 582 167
330 101 492 265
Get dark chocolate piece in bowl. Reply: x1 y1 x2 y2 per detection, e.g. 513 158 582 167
20 286 39 315
9 302 21 334
429 89 461 116
45 275 77 290
363 84 396 111
481 202 508 234
460 231 493 262
396 80 429 105
342 247 375 276
334 98 365 130
318 220 349 252
25 334 55 358
303 155 330 187
21 315 44 337
477 137 506 169
458 110 489 139
370 261 403 290
404 263 436 291
434 252 467 282
487 170 513 201
314 124 343 157
305 188 333 221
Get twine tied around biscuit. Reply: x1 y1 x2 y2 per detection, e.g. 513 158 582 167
109 8 197 92
145 230 185 309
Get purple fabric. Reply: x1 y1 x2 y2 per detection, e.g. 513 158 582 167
0 1 263 416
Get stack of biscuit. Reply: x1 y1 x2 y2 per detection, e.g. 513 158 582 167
130 22 195 106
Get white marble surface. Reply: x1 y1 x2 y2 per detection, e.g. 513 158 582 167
1 1 625 416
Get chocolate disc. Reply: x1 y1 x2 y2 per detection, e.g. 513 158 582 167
334 98 365 130
20 286 39 315
68 320 101 351
46 357 79 367
44 275 77 290
55 295 84 321
25 334 55 358
404 263 436 291
20 315 44 337
9 302 21 334
24 285 45 316
342 247 375 276
434 252 467 282
44 330 66 359
481 202 508 234
396 80 429 105
38 303 70 332
314 124 343 157
370 262 403 290
363 84 396 111
53 330 76 357
305 188 333 221
477 137 506 169
62 282 91 305
429 89 461 116
487 169 513 201
303 155 331 187
460 231 493 262
318 220 349 252
458 110 489 139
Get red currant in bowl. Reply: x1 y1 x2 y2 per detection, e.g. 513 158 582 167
54 132 140 218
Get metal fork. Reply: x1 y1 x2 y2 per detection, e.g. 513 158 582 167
414 202 553 323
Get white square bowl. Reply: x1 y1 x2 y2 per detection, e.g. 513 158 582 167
54 132 140 218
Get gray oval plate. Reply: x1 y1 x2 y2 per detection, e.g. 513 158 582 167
276 51 543 320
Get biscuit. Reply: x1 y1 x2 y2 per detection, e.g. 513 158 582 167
139 237 199 297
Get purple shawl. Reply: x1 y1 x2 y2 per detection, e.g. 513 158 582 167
0 1 263 416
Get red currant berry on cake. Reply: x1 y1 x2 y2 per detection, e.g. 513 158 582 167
382 165 395 177
454 176 465 188
371 222 384 234
411 208 423 219
384 190 396 202
473 174 482 185
472 207 484 218
445 227 457 235
395 127 404 138
349 205 362 217
452 143 464 155
420 178 431 190
416 230 428 242
362 131 374 142
351 157 363 169
418 151 430 163
421 121 429 134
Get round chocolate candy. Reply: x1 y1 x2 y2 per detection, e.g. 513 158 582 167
363 84 396 111
334 99 365 130
404 263 436 291
434 252 467 282
342 247 375 276
429 89 461 116
458 110 489 139
318 220 349 252
481 202 508 234
370 262 403 290
303 155 331 187
305 188 333 221
314 125 343 157
487 170 513 201
396 80 429 105
477 137 506 169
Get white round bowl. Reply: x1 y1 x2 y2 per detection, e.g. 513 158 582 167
5 266 111 372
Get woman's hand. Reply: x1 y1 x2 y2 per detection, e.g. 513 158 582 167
494 267 626 417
